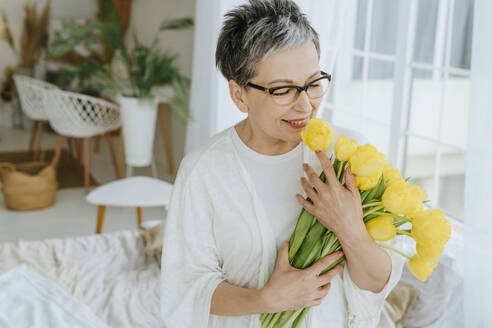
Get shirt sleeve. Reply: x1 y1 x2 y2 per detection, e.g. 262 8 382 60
160 165 224 328
342 237 406 328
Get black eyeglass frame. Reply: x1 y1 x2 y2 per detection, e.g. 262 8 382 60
246 71 332 101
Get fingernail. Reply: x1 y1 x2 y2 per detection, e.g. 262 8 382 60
315 150 321 154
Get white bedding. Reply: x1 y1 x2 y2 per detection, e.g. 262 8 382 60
0 230 163 328
0 228 463 328
0 265 109 328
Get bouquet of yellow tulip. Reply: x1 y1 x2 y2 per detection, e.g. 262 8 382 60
260 118 452 328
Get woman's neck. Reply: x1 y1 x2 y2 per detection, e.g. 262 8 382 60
234 119 300 156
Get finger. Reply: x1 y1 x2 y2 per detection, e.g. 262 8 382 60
276 241 290 270
303 163 326 192
315 151 337 186
316 282 331 298
296 194 316 215
308 251 344 275
317 264 343 286
344 166 358 195
300 177 318 201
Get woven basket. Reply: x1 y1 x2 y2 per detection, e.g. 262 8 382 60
0 161 57 211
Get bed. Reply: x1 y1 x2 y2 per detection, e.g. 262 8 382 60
0 224 463 328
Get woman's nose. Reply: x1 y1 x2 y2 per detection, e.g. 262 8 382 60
292 90 311 112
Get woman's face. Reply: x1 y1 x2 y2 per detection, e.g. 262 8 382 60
242 42 324 147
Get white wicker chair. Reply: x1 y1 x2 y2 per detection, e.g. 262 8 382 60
13 74 59 160
43 89 122 193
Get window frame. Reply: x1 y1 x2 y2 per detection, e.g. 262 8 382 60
319 0 472 222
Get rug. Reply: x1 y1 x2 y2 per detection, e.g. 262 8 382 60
0 149 99 189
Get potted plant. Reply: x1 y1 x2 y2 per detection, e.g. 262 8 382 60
48 0 193 167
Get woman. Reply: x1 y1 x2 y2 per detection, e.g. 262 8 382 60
161 1 404 327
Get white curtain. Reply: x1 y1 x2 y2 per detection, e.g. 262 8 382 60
185 0 348 154
464 0 492 326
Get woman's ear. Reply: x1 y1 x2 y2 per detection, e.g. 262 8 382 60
228 80 249 113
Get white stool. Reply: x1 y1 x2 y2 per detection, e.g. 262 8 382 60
86 176 173 234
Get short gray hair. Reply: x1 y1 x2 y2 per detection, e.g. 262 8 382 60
215 0 320 87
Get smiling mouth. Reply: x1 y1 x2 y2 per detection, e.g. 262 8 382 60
282 117 309 125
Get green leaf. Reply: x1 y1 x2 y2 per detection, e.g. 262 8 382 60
48 22 99 58
159 17 194 31
292 222 326 269
288 209 316 261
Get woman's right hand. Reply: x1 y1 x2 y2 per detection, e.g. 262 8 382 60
260 241 344 313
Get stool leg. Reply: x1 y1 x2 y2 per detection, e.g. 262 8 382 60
83 137 90 194
96 205 106 234
126 165 133 178
136 206 143 228
158 103 175 175
104 131 121 179
151 157 158 178
118 127 125 178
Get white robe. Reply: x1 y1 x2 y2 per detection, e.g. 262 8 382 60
160 126 405 328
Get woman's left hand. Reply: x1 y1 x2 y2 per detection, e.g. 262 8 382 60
296 151 364 238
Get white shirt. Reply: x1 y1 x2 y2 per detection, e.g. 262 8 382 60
160 125 405 328
231 127 304 250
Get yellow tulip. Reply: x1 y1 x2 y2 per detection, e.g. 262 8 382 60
411 209 451 246
348 144 386 177
382 180 424 217
382 163 406 187
355 171 382 190
416 242 444 261
408 184 428 203
301 118 335 151
408 253 438 282
334 134 358 161
365 215 396 241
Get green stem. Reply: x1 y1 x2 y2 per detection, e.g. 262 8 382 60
396 229 413 238
371 211 413 222
361 201 382 209
337 160 344 180
377 242 412 260
362 205 384 217
394 220 409 228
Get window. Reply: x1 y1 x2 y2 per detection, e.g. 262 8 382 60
321 0 474 222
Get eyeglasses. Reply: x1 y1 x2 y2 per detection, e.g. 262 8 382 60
246 71 331 106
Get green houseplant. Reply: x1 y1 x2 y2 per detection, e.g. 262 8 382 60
48 1 193 167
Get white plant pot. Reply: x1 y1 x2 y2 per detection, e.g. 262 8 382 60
119 96 158 167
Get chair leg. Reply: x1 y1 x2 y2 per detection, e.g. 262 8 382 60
28 120 37 152
52 135 66 169
83 137 90 194
75 139 82 166
94 135 101 153
67 138 75 159
96 205 106 234
136 206 143 228
104 132 121 179
34 121 43 161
